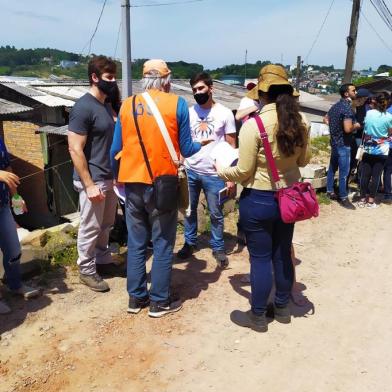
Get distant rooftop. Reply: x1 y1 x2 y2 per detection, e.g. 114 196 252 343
0 75 333 116
0 98 33 115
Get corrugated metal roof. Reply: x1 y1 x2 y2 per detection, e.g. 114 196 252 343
1 77 333 113
33 85 89 101
33 95 75 107
0 98 33 115
0 82 46 96
299 100 333 113
37 125 68 135
0 81 75 107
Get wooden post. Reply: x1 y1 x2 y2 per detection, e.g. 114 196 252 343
343 0 361 83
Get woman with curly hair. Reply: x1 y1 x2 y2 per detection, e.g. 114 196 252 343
217 64 311 332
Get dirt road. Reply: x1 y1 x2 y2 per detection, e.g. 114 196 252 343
1 202 391 392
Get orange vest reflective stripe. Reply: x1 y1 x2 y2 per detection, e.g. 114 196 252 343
118 90 180 184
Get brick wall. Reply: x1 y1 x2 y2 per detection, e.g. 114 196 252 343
2 121 44 169
1 121 57 229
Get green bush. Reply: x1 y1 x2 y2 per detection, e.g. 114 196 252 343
0 66 11 75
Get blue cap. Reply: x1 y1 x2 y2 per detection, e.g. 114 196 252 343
356 88 372 98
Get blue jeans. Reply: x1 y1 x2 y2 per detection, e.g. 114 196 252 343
327 146 351 199
184 168 225 251
383 149 392 197
239 189 294 315
0 205 22 290
125 184 178 303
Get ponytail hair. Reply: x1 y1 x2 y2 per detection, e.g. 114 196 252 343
264 85 307 156
374 92 389 113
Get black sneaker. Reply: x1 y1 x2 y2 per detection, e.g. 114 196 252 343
326 192 338 201
127 296 150 314
148 299 183 318
339 198 356 210
79 273 110 292
96 262 126 278
273 304 291 324
230 310 267 332
177 243 195 259
212 250 229 269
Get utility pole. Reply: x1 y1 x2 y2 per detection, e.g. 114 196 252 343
295 55 301 92
343 0 361 83
244 49 247 85
121 0 132 97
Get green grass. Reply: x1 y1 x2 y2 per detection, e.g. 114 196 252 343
311 136 330 154
317 192 331 205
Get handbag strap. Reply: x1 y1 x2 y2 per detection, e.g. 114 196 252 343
254 115 281 187
132 95 154 182
142 91 180 167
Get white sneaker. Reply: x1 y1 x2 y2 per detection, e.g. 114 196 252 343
356 200 366 208
10 284 40 299
366 202 379 209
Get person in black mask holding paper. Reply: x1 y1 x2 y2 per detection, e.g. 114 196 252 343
177 72 237 267
68 56 123 292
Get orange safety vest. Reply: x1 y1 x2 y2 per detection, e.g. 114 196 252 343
118 89 180 184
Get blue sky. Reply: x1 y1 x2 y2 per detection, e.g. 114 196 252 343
1 0 391 70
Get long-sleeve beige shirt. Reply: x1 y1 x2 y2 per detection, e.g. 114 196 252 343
218 103 311 190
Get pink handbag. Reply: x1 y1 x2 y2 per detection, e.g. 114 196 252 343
254 116 319 224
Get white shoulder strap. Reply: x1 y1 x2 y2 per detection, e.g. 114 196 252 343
142 91 179 166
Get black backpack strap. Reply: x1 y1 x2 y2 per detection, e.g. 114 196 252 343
132 95 154 182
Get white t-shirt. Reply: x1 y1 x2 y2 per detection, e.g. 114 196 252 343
185 102 236 175
237 96 260 111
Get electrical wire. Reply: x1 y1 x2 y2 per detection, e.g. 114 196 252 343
131 0 204 8
360 8 392 54
370 0 392 31
305 0 335 64
381 0 392 20
17 160 72 182
113 22 122 59
80 0 108 55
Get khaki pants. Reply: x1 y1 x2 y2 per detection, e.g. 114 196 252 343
74 180 118 275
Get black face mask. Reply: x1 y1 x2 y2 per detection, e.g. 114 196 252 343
97 79 117 96
194 92 210 105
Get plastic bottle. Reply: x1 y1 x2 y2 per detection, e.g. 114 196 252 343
12 194 25 215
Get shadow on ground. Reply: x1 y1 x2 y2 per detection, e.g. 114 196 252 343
0 266 72 335
227 255 315 319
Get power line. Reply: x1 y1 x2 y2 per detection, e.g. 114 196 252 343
305 0 335 64
360 8 392 55
113 21 122 59
381 0 392 20
131 0 204 8
369 0 392 31
80 0 108 55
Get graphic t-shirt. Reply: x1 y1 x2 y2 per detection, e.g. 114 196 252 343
185 102 236 175
363 109 392 155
